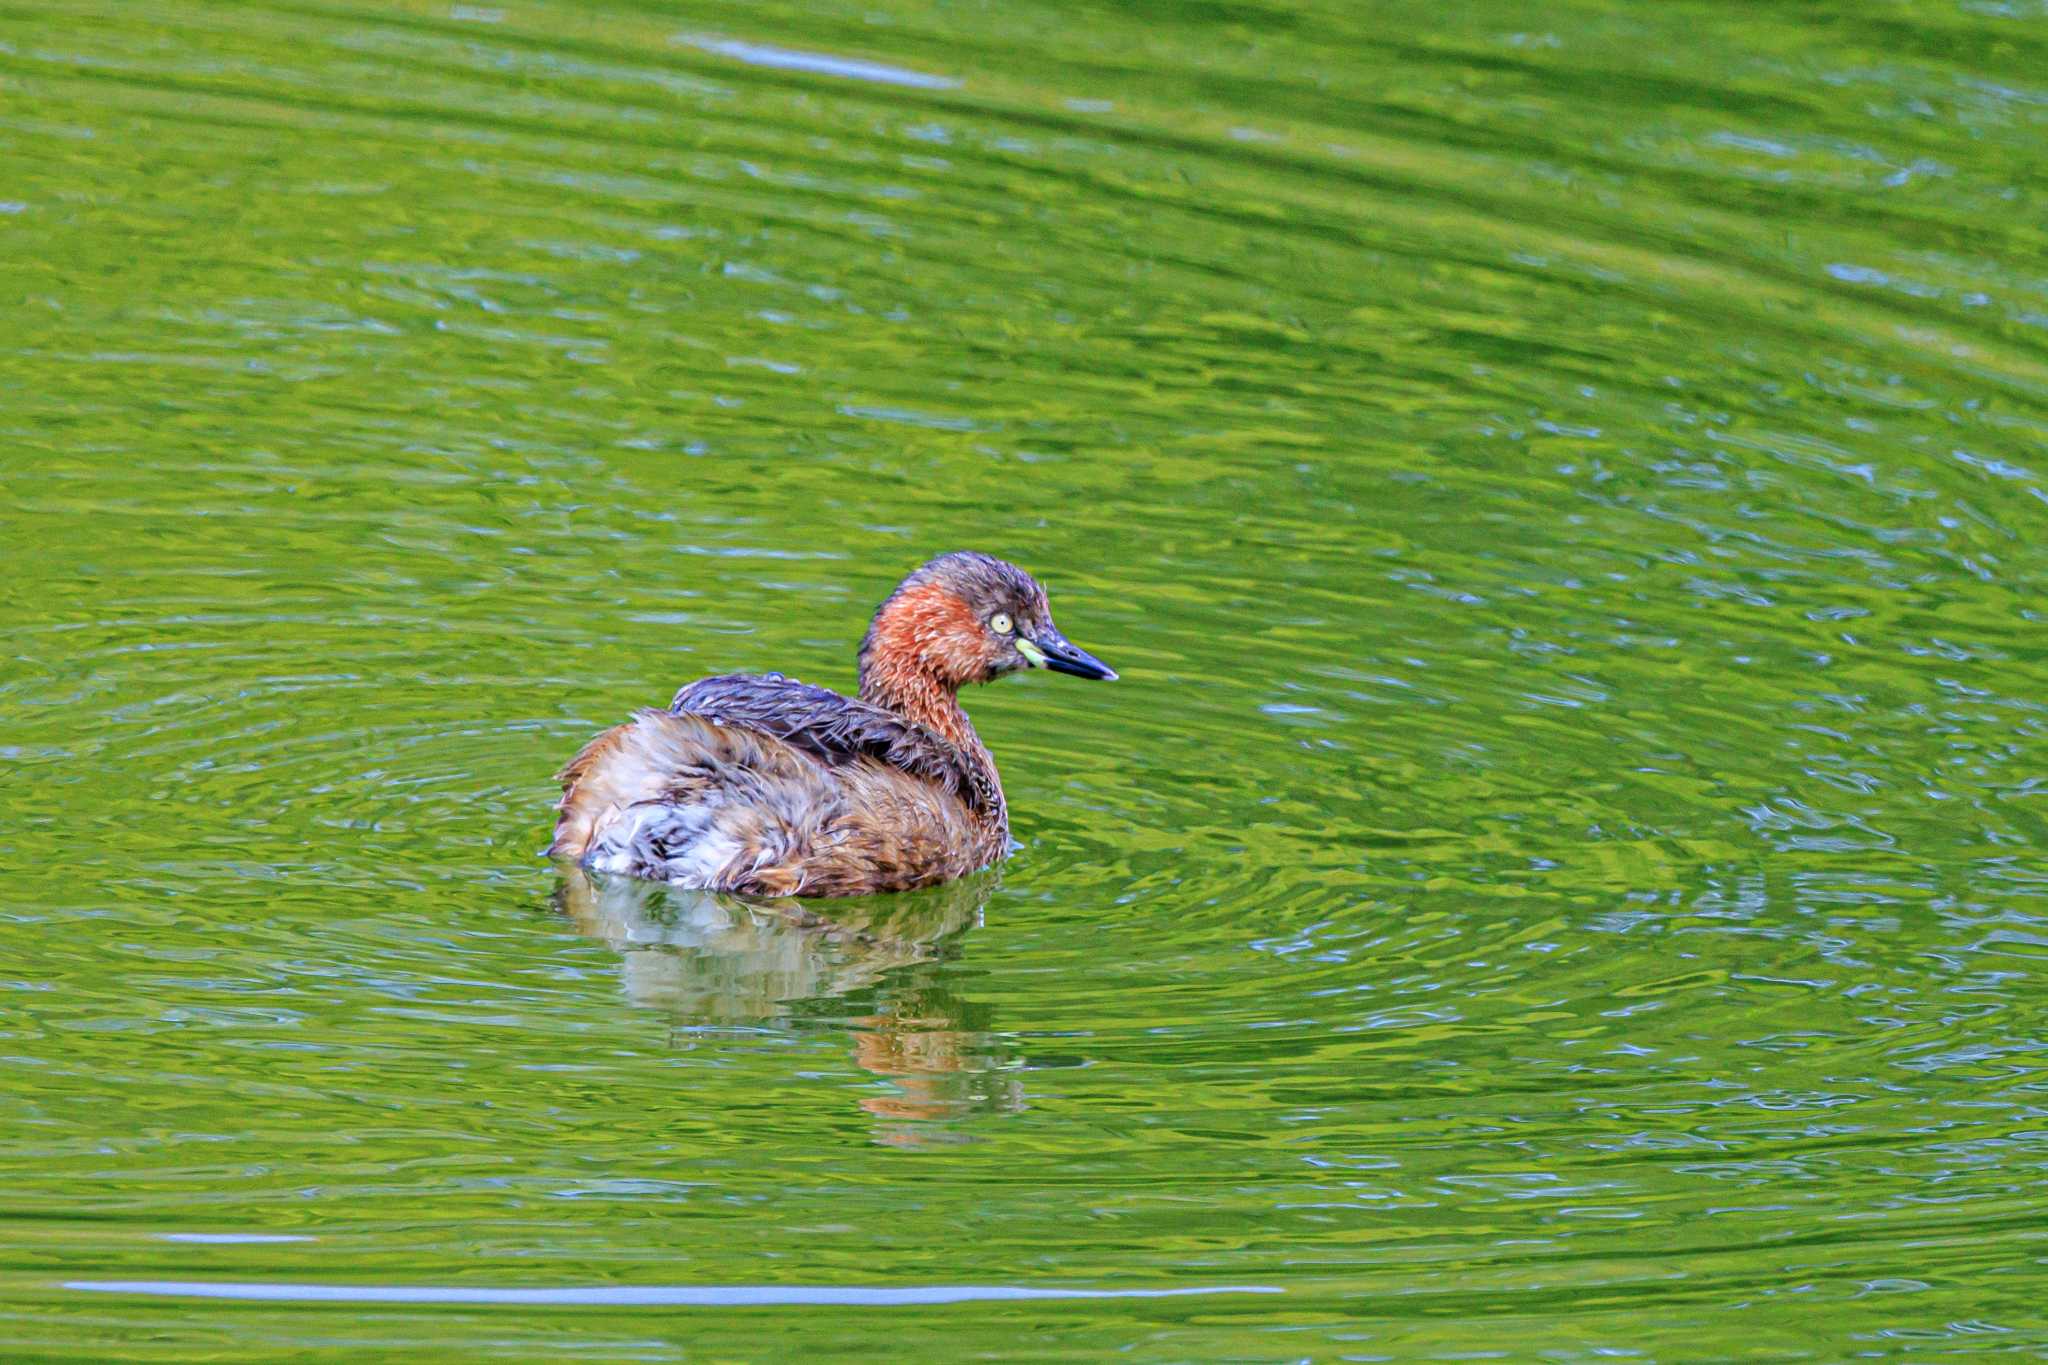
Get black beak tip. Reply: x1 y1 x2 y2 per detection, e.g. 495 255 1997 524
1035 635 1117 681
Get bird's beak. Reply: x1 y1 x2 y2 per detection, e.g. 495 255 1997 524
1018 627 1117 681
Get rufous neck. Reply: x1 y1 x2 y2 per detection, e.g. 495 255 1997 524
859 665 977 753
858 653 1007 833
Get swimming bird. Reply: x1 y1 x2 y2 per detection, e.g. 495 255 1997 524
547 552 1117 896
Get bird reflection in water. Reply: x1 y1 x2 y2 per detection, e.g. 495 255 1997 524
556 867 1022 1144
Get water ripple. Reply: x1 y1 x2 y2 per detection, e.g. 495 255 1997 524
66 1280 1280 1306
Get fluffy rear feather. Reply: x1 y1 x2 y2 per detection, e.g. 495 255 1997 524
549 709 995 896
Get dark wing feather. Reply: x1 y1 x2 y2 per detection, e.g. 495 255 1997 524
670 673 994 815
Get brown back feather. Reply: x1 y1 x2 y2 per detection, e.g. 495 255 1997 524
550 706 999 895
670 673 998 816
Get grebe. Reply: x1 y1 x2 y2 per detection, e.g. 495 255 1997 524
547 552 1116 896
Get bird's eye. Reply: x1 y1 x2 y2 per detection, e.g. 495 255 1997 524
990 613 1013 635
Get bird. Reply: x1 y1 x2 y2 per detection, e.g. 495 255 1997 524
547 551 1117 896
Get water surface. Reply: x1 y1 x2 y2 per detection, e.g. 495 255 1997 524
3 0 2047 1357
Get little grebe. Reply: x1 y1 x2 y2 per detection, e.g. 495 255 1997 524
547 552 1116 896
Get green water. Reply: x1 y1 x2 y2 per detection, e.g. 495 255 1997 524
4 0 2047 1356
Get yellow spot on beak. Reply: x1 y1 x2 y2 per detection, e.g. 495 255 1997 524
1015 638 1047 668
